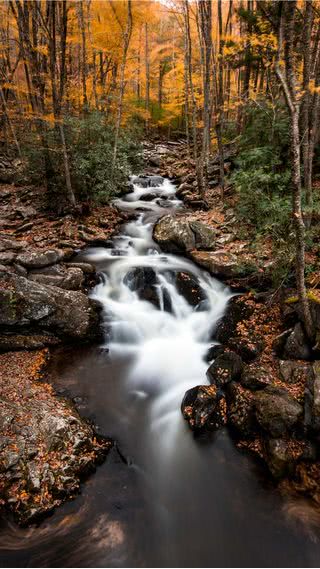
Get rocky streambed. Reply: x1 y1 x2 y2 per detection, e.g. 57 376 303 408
1 145 320 567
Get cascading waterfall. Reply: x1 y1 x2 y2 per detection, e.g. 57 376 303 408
2 175 320 569
86 175 232 453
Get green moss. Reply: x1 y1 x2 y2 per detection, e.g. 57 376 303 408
284 291 320 305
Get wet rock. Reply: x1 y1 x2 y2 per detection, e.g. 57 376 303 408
124 267 157 291
16 249 63 269
189 250 238 278
204 344 226 363
142 192 158 201
181 384 226 431
189 221 217 250
153 215 195 253
227 336 264 362
264 439 296 479
0 272 102 341
254 386 303 437
175 271 207 306
213 296 253 344
207 352 243 386
240 367 273 391
149 175 164 187
226 382 255 437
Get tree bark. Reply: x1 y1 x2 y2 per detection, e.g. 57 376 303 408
112 0 132 172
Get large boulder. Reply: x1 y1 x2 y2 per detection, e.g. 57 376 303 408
254 386 303 437
28 265 84 291
212 295 254 344
278 360 313 384
207 352 243 386
175 271 207 307
153 215 195 253
16 249 64 269
123 267 171 311
0 271 102 341
189 221 217 250
181 384 226 431
240 367 273 391
189 250 238 278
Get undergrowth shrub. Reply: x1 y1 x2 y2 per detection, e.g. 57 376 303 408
21 111 143 207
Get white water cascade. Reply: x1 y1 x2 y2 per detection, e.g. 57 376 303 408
86 175 232 447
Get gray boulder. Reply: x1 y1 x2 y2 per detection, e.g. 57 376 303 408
29 265 84 291
189 250 238 278
189 221 217 250
254 386 303 437
16 249 64 269
153 215 195 253
0 272 101 341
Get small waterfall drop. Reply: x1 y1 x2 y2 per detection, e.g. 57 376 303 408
86 175 232 452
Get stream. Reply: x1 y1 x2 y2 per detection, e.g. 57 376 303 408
1 176 320 567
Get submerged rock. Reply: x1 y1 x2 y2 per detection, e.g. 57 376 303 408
181 384 226 431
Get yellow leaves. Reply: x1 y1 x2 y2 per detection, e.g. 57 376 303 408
308 79 320 94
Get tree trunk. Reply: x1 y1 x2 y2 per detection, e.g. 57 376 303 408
145 22 150 132
275 0 313 340
112 0 132 172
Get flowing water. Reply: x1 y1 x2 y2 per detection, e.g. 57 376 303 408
1 176 320 567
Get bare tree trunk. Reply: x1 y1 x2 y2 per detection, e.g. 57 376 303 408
197 0 212 191
145 22 150 132
216 0 225 197
112 0 132 171
275 0 313 340
183 0 204 197
77 0 87 108
301 0 313 209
